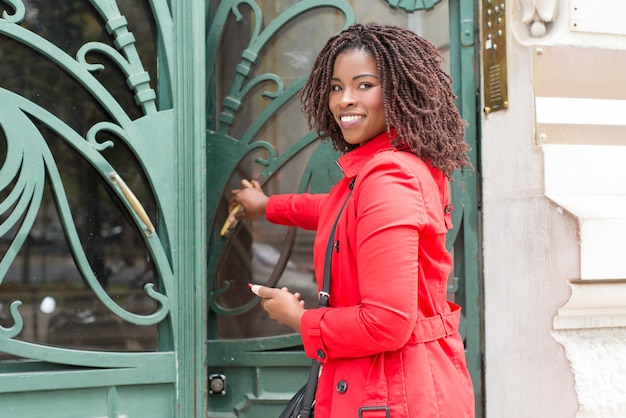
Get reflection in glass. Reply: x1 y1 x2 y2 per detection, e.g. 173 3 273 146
0 0 160 360
0 126 159 358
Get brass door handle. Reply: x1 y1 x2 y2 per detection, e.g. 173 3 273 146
109 172 155 236
220 204 242 237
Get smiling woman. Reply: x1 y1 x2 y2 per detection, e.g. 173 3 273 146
230 22 474 418
300 23 470 178
328 49 386 146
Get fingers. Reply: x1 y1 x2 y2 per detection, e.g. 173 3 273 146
228 179 258 217
227 179 269 224
249 283 266 297
241 178 263 190
227 204 244 222
249 284 302 301
248 284 282 299
248 283 306 332
225 179 255 231
231 179 257 201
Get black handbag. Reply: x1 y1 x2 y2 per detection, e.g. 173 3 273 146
279 183 353 418
279 382 314 418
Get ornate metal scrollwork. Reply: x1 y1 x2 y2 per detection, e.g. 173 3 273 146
205 1 355 321
385 0 442 12
0 0 176 366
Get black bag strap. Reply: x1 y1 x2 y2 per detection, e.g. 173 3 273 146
318 179 354 308
299 179 354 418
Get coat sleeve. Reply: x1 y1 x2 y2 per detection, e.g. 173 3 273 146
266 193 329 231
301 153 446 360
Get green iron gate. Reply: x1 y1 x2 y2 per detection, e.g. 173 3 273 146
0 0 480 417
205 0 482 417
0 0 205 416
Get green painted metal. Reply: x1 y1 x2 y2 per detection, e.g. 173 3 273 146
449 0 484 415
1 0 175 342
206 1 483 417
206 0 355 330
0 0 194 416
172 0 208 415
205 1 356 415
1 384 174 418
386 0 442 12
0 0 482 417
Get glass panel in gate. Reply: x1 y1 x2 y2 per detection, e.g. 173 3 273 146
0 0 176 368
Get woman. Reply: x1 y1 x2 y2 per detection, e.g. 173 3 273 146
230 22 474 417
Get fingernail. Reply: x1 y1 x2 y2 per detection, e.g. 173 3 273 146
247 283 253 288
250 284 261 295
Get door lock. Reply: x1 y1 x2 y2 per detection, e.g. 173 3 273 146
209 374 226 396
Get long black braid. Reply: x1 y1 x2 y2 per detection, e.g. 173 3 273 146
300 22 470 178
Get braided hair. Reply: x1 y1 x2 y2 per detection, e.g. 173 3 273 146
300 22 470 178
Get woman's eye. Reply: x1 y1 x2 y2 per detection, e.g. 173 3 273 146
331 85 342 92
358 82 373 89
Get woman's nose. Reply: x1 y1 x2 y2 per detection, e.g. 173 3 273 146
339 89 356 107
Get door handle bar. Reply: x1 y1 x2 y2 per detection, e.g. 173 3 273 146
109 172 155 236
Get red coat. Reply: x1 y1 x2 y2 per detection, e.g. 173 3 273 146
266 131 474 417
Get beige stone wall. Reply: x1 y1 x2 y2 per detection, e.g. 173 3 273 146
483 1 626 416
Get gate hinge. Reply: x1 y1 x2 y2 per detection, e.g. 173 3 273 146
460 19 475 47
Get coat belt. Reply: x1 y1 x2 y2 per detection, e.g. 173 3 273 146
409 301 461 344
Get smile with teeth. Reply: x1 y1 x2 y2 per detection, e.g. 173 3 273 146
340 115 364 122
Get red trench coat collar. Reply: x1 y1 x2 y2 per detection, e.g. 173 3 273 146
336 129 451 222
336 129 399 179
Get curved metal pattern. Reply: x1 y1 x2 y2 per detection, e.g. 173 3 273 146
87 0 157 113
205 0 475 340
214 1 355 132
207 133 343 316
1 0 25 23
0 1 175 208
206 1 355 322
385 0 442 12
0 301 22 338
0 88 173 327
206 1 482 415
0 0 176 365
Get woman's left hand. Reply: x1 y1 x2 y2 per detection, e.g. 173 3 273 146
249 284 306 332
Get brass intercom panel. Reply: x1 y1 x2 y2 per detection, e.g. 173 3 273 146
481 0 508 113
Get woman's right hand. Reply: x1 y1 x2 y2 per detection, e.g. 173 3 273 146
229 179 269 221
249 284 305 332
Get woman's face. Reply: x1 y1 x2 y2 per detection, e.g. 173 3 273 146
328 48 387 146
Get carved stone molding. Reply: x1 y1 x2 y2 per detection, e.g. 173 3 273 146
552 328 626 415
553 280 626 330
518 0 559 37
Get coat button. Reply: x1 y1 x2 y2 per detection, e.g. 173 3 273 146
336 380 348 394
317 349 325 359
444 203 452 214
